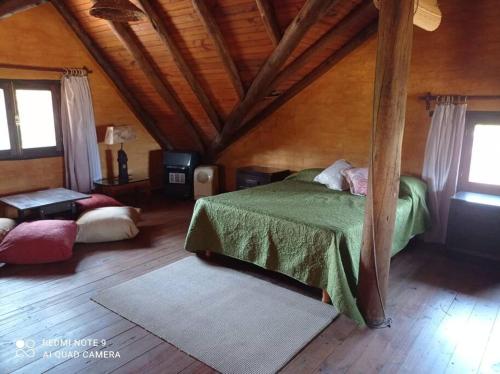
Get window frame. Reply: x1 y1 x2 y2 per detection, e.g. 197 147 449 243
458 111 500 196
0 79 63 161
0 80 17 160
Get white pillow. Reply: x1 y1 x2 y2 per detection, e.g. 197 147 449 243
0 218 16 243
76 207 141 243
314 159 352 190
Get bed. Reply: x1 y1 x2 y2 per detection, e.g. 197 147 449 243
184 168 430 324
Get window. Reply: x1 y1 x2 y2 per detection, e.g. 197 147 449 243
458 112 500 195
0 80 62 160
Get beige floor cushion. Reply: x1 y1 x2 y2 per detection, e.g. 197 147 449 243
76 207 141 243
0 218 17 243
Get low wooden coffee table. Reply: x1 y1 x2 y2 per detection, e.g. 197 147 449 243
0 188 90 220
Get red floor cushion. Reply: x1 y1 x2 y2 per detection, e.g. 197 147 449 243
76 193 123 213
0 220 77 264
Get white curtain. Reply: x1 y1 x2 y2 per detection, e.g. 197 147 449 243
61 75 102 193
422 99 467 243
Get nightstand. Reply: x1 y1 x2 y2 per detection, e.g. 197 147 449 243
236 166 290 190
446 191 500 260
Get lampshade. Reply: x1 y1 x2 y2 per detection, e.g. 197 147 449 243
90 0 145 22
104 125 136 145
373 0 442 32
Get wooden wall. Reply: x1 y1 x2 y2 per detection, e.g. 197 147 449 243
217 0 500 190
0 3 159 195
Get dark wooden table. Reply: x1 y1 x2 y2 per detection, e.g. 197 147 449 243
93 176 151 200
0 188 90 220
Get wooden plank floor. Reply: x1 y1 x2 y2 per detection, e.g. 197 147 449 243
1 197 499 374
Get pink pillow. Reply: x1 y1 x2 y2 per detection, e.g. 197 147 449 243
342 167 369 196
76 194 123 213
0 220 77 264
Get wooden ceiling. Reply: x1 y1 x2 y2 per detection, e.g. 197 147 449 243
4 0 379 157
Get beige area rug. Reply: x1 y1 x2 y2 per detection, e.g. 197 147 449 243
92 256 338 374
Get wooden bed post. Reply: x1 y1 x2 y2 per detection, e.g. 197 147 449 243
357 0 414 328
322 289 331 304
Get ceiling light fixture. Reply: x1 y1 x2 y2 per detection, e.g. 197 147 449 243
89 0 145 22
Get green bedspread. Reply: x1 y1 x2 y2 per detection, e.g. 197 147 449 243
184 169 430 324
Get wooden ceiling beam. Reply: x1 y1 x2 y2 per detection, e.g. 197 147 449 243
271 0 375 89
138 0 223 134
255 0 282 47
215 0 341 150
50 0 173 150
215 22 377 156
0 0 46 20
108 21 206 154
192 0 245 100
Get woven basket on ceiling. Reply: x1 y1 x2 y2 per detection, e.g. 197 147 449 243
89 0 145 22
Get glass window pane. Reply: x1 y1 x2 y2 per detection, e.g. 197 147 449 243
16 89 56 149
468 124 500 186
0 89 10 151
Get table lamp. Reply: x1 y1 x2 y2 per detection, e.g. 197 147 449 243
104 125 136 182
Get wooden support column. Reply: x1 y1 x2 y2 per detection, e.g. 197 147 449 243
0 0 46 19
357 0 414 327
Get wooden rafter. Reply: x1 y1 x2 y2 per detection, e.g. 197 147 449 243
50 0 173 150
192 0 245 100
271 0 375 89
138 0 222 134
215 22 377 155
0 0 47 20
215 0 340 149
357 0 415 327
255 0 281 47
108 21 206 154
